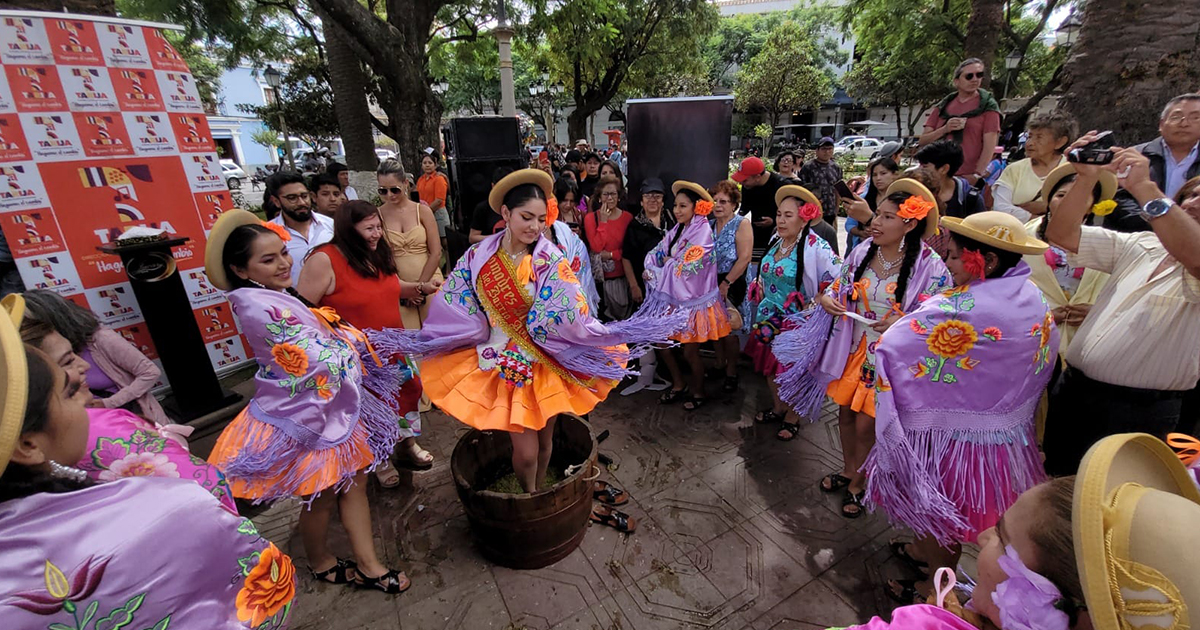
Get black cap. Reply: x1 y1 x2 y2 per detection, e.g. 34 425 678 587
640 177 665 194
584 151 602 163
565 149 583 163
818 136 835 148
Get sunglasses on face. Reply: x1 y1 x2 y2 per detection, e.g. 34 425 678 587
961 72 984 81
378 186 405 196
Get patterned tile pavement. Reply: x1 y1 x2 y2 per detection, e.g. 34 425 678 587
244 363 979 630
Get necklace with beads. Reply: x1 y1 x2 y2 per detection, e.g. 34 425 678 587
776 237 800 260
876 247 903 274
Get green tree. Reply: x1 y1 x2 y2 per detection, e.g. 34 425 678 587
734 22 832 157
530 0 719 142
250 126 282 155
237 58 339 152
434 35 502 116
703 2 847 93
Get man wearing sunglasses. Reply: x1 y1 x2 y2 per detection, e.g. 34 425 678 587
919 57 1001 184
266 170 334 284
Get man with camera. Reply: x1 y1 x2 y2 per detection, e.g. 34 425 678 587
1103 94 1200 232
1041 131 1200 476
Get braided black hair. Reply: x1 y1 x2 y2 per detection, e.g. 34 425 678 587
1036 174 1104 242
852 192 929 307
793 223 812 297
667 188 703 257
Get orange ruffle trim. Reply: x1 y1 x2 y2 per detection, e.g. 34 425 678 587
207 408 374 500
420 348 618 433
673 303 732 344
826 335 876 418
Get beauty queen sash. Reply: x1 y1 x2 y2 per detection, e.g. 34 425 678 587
475 249 588 385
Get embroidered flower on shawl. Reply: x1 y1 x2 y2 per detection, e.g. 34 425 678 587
556 260 578 284
798 202 821 222
6 556 111 615
267 305 301 326
570 256 582 273
98 452 179 481
961 248 987 280
271 342 309 377
683 245 705 264
897 195 934 221
539 286 554 300
926 320 977 359
909 319 930 335
694 200 714 216
260 220 292 242
575 291 590 316
983 326 1002 341
1090 199 1117 217
236 543 296 627
313 374 333 400
992 545 1070 630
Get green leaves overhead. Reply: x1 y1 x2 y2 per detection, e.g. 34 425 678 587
734 21 832 154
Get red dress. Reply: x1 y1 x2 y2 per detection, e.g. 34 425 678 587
313 244 422 435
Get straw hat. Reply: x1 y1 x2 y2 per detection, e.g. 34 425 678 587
942 211 1049 255
775 184 822 211
670 180 714 203
1074 433 1200 630
0 294 29 476
1041 163 1118 205
488 168 554 213
203 209 265 291
885 179 940 238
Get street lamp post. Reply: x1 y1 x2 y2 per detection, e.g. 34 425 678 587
1055 12 1083 47
1002 50 1023 101
264 65 295 171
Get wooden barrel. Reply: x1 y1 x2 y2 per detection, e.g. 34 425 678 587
450 415 598 569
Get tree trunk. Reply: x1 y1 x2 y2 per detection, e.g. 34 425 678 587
568 107 589 146
963 0 1005 90
894 106 904 138
317 9 376 172
1059 0 1200 143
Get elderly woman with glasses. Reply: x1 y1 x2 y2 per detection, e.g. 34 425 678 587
583 174 635 320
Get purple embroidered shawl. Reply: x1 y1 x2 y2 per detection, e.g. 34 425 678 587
370 232 684 381
773 239 952 418
224 288 406 501
865 262 1057 544
638 216 721 315
0 477 294 629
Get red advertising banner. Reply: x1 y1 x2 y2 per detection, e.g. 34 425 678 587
0 11 247 383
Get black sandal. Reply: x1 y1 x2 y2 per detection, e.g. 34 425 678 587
820 472 852 493
886 578 926 605
683 396 707 411
842 489 865 518
889 538 930 574
722 375 739 393
310 558 358 585
354 568 411 595
776 421 800 441
591 505 638 533
755 409 784 424
593 480 629 506
659 388 688 405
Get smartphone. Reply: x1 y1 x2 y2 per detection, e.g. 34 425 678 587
834 180 855 198
1067 131 1116 165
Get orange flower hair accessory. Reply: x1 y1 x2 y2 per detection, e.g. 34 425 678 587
260 220 292 242
694 199 714 216
897 195 934 221
798 202 821 222
545 196 560 225
960 247 987 280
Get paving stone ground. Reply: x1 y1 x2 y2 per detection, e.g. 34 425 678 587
245 359 980 630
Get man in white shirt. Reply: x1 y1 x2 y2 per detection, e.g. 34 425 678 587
327 162 358 200
265 170 334 285
1042 134 1200 475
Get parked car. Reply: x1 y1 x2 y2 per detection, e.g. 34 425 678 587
220 159 247 188
375 148 397 163
834 137 885 160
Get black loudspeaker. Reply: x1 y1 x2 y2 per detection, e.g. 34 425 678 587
444 157 525 268
626 96 734 214
445 117 522 161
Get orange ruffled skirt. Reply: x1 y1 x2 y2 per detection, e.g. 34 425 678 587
420 348 619 433
826 335 876 418
674 302 732 344
208 408 375 500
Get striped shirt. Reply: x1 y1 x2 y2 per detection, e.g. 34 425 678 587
1065 226 1200 390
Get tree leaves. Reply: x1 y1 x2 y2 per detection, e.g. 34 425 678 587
734 21 832 154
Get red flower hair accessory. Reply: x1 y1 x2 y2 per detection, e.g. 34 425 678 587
897 195 934 221
546 197 559 226
260 220 292 242
798 202 821 222
694 199 714 216
960 247 986 280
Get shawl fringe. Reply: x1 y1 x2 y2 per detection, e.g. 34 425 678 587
555 310 687 380
864 415 1045 545
772 307 837 419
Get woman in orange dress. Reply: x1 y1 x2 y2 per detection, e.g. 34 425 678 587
374 170 683 493
297 200 435 484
